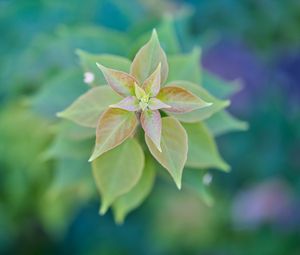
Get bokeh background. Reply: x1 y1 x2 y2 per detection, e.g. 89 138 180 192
1 0 300 254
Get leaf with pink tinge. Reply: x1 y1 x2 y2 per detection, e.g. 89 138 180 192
97 63 137 97
141 109 162 152
157 86 211 113
145 117 188 189
130 29 169 84
89 108 138 161
142 63 161 96
109 96 140 112
148 98 171 110
57 86 121 128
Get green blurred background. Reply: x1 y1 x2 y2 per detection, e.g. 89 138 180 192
1 0 300 254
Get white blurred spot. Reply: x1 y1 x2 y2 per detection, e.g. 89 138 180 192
84 72 95 84
203 173 213 185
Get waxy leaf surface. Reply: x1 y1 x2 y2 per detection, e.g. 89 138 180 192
57 86 121 128
109 96 140 112
141 109 162 152
145 117 188 189
148 98 170 110
113 156 155 223
131 30 169 84
89 108 137 161
97 64 137 97
183 122 229 172
166 81 229 122
92 138 144 214
157 86 211 113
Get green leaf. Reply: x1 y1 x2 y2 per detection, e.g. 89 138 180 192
57 86 121 128
113 156 156 223
141 109 162 152
58 122 95 141
97 63 137 97
130 29 169 84
182 122 230 172
43 133 93 160
92 138 144 214
89 108 138 161
31 69 87 119
205 110 248 136
203 70 243 99
157 85 211 113
145 117 188 189
156 15 181 54
166 81 230 122
76 50 132 86
167 48 201 84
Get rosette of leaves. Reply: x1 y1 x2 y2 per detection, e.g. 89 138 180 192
57 29 243 223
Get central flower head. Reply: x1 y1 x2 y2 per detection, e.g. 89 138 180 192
139 94 149 111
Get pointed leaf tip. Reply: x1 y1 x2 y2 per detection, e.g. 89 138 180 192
57 86 121 128
97 63 136 97
130 28 168 84
157 86 210 114
92 139 144 216
145 117 187 189
99 204 109 215
89 108 138 161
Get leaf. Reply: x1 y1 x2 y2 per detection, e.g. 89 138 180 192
148 98 171 110
205 110 248 136
203 70 243 99
113 156 156 223
141 109 162 152
109 96 140 112
156 15 181 54
77 49 132 86
134 83 147 100
142 63 161 97
182 122 230 172
97 63 137 97
89 108 138 161
92 138 144 214
145 117 188 189
57 86 121 128
166 81 230 122
130 29 169 84
58 122 95 141
31 69 87 119
157 86 211 113
167 48 201 84
43 133 93 160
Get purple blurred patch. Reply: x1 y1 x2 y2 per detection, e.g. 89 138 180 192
231 179 300 231
275 49 300 101
202 39 267 115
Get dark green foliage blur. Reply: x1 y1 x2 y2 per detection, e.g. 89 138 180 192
1 0 299 255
